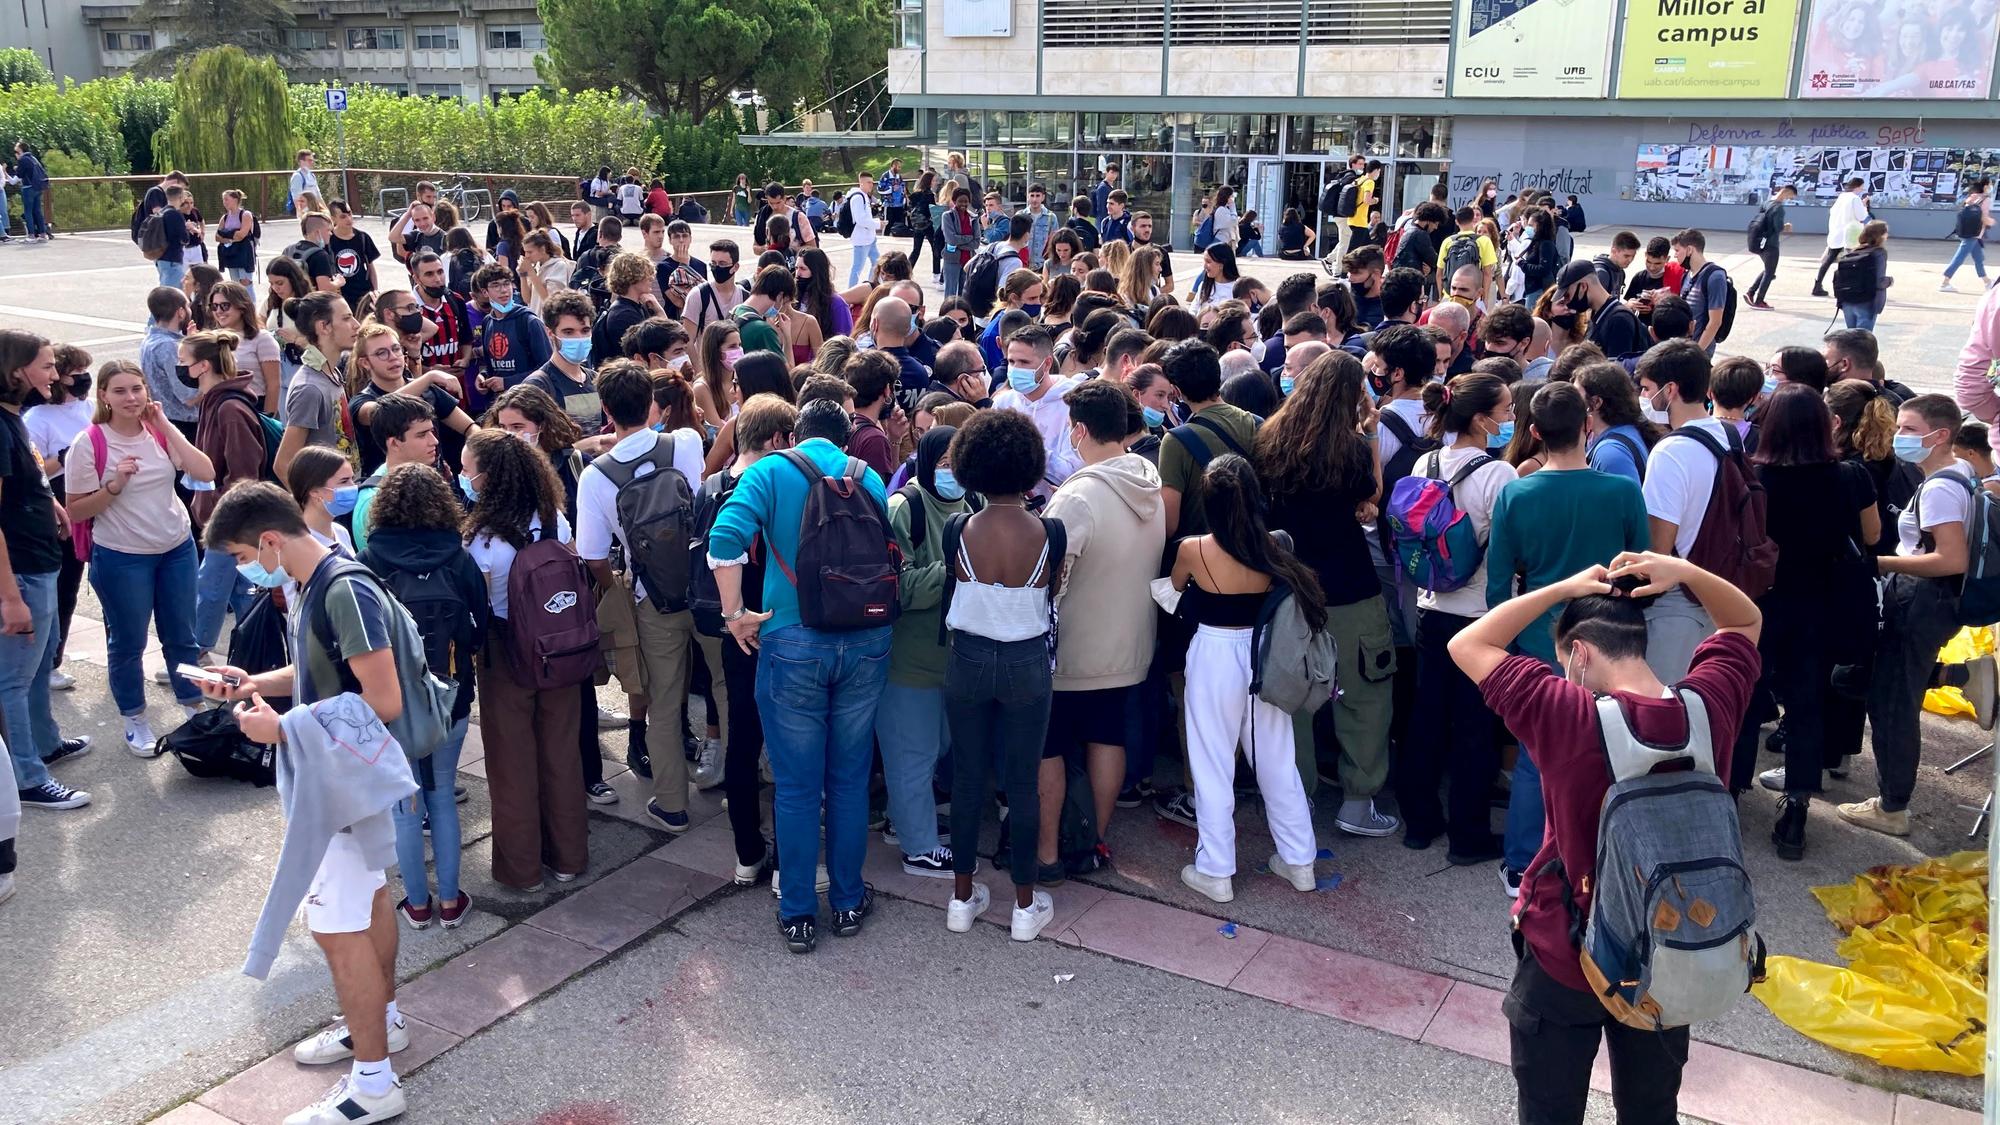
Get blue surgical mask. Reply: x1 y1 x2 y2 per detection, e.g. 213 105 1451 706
326 484 359 516
1892 433 1931 464
558 337 592 363
932 467 965 501
1488 420 1515 449
1762 373 1779 396
458 472 480 501
236 544 289 589
1006 366 1040 394
1362 380 1379 404
1023 303 1043 319
1279 375 1295 395
1142 405 1167 428
490 298 516 316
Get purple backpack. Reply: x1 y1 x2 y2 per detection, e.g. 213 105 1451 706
1384 451 1495 593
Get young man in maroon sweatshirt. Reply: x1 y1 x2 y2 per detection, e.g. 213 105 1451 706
1448 550 1761 1125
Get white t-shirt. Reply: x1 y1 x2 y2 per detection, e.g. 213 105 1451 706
25 400 91 470
1900 463 1976 556
527 258 574 315
845 190 879 246
468 512 572 619
1641 418 1734 558
618 182 645 214
574 427 706 603
1416 445 1515 618
992 375 1084 500
1190 277 1237 315
234 331 282 400
64 423 192 555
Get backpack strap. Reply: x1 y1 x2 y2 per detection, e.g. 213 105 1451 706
765 448 836 586
1377 409 1420 451
1445 453 1497 492
306 557 383 699
894 482 929 551
594 432 671 488
1168 413 1250 469
1600 430 1648 474
1595 687 1715 782
1915 469 1981 553
937 511 973 647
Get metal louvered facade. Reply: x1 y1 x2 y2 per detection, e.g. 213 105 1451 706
1042 0 1449 48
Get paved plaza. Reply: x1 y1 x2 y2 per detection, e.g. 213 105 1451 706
0 215 1991 1124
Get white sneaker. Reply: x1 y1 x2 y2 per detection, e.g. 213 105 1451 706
1180 864 1234 903
1010 890 1055 942
1268 853 1317 892
293 1016 409 1064
691 737 724 789
1941 279 1959 293
282 1075 406 1125
596 705 629 729
150 666 173 685
1757 766 1788 793
946 882 990 933
734 845 773 886
48 669 74 691
123 716 160 758
1335 800 1400 838
0 871 15 906
771 863 831 897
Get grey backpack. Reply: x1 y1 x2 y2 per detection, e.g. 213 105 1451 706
1576 688 1764 1030
1249 582 1336 715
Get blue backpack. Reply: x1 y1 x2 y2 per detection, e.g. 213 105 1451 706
1193 211 1217 250
1384 450 1495 593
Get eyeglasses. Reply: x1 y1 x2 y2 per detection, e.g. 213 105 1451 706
208 300 233 310
364 348 401 362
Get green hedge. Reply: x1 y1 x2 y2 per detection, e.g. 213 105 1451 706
0 85 131 173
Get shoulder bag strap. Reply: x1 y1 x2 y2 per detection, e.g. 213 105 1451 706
937 512 972 647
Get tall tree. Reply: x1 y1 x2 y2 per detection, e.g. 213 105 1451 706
152 47 294 173
816 0 891 133
0 48 55 90
537 0 830 125
129 0 301 76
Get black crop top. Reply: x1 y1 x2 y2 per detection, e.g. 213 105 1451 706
1181 582 1265 628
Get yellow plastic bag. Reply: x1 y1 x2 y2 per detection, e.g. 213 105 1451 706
1755 851 1990 1075
1924 626 1995 717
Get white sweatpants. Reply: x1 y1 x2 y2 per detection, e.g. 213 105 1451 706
1184 625 1319 878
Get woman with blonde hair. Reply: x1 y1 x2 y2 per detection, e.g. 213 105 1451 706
1119 244 1164 314
66 358 215 754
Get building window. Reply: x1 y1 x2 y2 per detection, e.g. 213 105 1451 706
486 25 545 50
417 83 462 98
1046 0 1164 46
102 30 154 50
893 0 922 47
288 28 336 49
414 28 459 50
489 84 539 102
346 28 403 50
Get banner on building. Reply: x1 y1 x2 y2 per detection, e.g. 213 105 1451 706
1633 143 2000 207
1616 0 1800 98
1800 0 1999 99
1453 0 1617 97
939 0 1012 37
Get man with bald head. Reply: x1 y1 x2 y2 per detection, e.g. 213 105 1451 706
1280 339 1330 394
1426 300 1473 378
887 280 939 366
924 340 992 407
869 295 932 396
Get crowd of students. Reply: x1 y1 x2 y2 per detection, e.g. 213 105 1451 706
3 163 1999 1125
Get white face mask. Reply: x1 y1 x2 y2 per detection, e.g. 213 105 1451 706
1641 407 1670 426
1248 339 1267 365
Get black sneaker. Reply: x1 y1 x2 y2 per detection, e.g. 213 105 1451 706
781 914 817 954
626 725 653 780
585 781 618 805
42 737 92 768
1153 788 1197 828
19 780 90 810
1115 778 1157 809
901 847 954 879
831 884 875 937
453 783 468 804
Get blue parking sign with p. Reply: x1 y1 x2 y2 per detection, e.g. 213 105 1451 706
326 88 347 112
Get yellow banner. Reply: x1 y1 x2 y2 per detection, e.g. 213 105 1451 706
1617 0 1800 98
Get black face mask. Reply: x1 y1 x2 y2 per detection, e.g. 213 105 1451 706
711 264 735 282
175 363 199 389
1548 312 1581 332
421 283 446 300
396 311 425 335
67 375 90 398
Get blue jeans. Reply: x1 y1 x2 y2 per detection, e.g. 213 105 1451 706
0 572 61 790
1841 302 1878 331
155 259 186 288
90 537 202 715
1501 656 1557 875
392 717 467 909
942 252 964 297
19 187 46 237
756 624 892 919
194 541 255 652
1945 237 1988 281
848 240 881 286
873 680 947 856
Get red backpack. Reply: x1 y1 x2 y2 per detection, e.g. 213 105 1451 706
1671 426 1778 599
504 527 603 690
70 423 168 561
768 450 901 630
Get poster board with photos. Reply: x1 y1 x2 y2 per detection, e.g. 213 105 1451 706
1633 144 2000 208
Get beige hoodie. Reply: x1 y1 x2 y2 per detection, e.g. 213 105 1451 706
1046 452 1166 691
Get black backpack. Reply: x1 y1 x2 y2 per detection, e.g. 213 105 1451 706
1746 206 1772 253
597 432 697 613
163 708 276 787
1691 261 1738 343
1957 202 1984 240
369 559 475 690
227 589 292 713
836 190 863 239
689 466 742 637
894 481 982 551
961 244 1008 318
770 449 901 630
571 254 612 315
1336 179 1361 219
1319 173 1355 217
1443 232 1482 282
1831 249 1879 305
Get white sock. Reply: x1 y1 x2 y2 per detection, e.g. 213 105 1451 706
384 1000 401 1027
350 1058 396 1099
